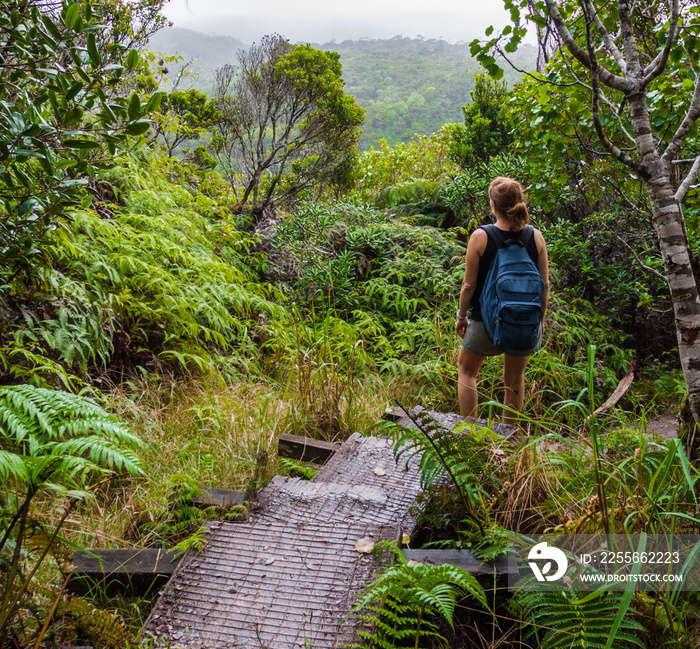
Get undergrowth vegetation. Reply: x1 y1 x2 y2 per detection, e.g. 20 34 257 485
1 129 687 647
1 2 698 646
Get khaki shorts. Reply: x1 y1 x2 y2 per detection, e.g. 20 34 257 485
461 319 542 358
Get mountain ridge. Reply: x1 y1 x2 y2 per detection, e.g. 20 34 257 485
146 28 537 148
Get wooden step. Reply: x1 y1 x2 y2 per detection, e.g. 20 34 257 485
277 432 340 463
402 548 517 579
68 548 181 597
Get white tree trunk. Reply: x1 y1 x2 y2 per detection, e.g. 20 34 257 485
540 0 700 424
645 160 700 419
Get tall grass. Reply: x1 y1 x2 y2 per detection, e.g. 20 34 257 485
1 144 690 647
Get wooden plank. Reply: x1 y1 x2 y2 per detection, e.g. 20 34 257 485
170 486 246 508
277 433 340 464
402 549 516 577
193 487 245 507
68 548 181 597
591 367 635 419
381 406 404 422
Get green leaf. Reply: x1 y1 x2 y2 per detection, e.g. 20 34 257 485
128 92 141 121
63 139 100 150
144 92 163 113
102 132 124 143
63 107 84 126
488 64 504 80
82 23 109 32
58 178 88 188
126 49 140 71
13 166 32 187
9 111 25 134
64 3 81 31
65 81 83 102
124 120 151 136
13 149 45 161
17 198 38 216
86 33 101 68
76 66 91 84
100 103 119 123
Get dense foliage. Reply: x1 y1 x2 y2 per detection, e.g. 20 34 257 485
449 72 515 169
2 1 700 647
146 29 538 149
211 34 364 213
0 0 162 285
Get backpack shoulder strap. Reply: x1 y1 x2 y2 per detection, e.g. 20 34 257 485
518 224 535 247
479 224 507 249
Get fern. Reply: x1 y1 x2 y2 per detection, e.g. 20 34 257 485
0 384 144 486
354 541 487 648
375 180 442 210
55 596 130 648
278 457 317 480
391 406 502 535
5 152 290 380
0 342 80 391
172 524 209 558
0 386 143 642
516 586 645 649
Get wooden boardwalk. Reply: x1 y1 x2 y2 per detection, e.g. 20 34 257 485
143 409 504 648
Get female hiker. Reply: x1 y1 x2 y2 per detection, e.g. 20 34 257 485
455 176 549 426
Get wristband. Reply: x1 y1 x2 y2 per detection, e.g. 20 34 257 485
456 309 467 320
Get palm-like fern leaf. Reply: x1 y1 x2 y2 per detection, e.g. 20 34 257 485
517 587 645 649
0 385 144 488
354 542 487 648
391 406 501 532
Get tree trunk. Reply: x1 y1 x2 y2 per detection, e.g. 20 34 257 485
628 92 700 424
536 0 700 425
647 176 700 420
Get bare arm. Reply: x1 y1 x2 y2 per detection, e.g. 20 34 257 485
457 229 487 337
534 228 550 321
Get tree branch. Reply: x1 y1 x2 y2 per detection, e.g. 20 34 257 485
602 224 667 281
493 45 578 88
643 0 679 86
544 0 631 92
560 50 636 145
616 0 643 76
662 73 700 162
586 0 626 74
675 154 700 203
581 1 646 175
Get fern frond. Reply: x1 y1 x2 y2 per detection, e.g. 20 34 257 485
516 587 645 649
391 407 501 531
56 596 129 647
354 541 487 647
375 180 442 209
0 385 143 492
0 450 29 483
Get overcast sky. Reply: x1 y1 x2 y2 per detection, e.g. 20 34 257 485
162 0 514 44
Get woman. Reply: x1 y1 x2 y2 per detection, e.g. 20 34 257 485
455 177 549 426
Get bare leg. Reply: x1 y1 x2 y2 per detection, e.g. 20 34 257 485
457 347 486 419
503 354 530 426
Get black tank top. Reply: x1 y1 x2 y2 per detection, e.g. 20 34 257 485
469 225 540 321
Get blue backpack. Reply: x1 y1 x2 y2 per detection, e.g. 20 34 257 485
479 224 545 352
